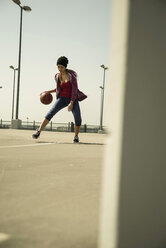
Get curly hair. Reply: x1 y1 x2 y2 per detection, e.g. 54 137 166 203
56 56 69 68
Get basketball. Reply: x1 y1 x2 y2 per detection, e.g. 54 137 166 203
40 92 53 105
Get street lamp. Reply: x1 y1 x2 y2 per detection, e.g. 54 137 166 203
99 64 108 132
9 65 18 120
12 0 32 120
26 117 29 128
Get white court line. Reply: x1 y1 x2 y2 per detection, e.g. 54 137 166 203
0 233 11 243
0 143 55 149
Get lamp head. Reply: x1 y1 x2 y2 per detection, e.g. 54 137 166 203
9 65 14 70
23 6 32 11
12 0 21 5
100 64 108 70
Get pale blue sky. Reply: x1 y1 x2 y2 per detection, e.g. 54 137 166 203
0 0 111 125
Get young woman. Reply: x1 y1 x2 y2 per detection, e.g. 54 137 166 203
32 56 82 143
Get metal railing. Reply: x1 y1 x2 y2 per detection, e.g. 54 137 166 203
0 119 107 133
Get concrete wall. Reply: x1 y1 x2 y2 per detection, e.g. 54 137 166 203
99 1 166 248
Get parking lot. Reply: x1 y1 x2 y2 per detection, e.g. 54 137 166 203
0 129 106 248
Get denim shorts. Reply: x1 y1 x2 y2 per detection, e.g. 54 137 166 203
45 96 82 126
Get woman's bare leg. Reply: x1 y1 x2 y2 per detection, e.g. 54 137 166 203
38 118 49 132
74 125 80 137
32 118 50 139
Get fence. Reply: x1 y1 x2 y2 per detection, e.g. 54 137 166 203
0 119 106 133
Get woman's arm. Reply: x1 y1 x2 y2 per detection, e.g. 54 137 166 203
40 89 56 95
47 89 56 93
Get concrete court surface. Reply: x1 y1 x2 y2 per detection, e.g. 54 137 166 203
0 129 107 248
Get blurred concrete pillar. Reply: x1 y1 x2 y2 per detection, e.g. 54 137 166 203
11 119 22 129
99 1 166 248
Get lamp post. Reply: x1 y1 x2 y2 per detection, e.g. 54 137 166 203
99 64 108 132
26 117 29 128
9 65 18 120
12 0 32 120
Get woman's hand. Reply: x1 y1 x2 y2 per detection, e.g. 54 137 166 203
40 91 50 96
67 102 73 111
40 89 56 96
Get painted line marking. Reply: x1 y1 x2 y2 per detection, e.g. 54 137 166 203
0 143 55 149
0 233 11 243
0 142 104 149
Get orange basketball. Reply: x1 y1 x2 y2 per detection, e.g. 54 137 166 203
40 92 53 105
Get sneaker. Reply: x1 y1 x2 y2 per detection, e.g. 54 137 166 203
32 129 40 139
73 136 79 143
